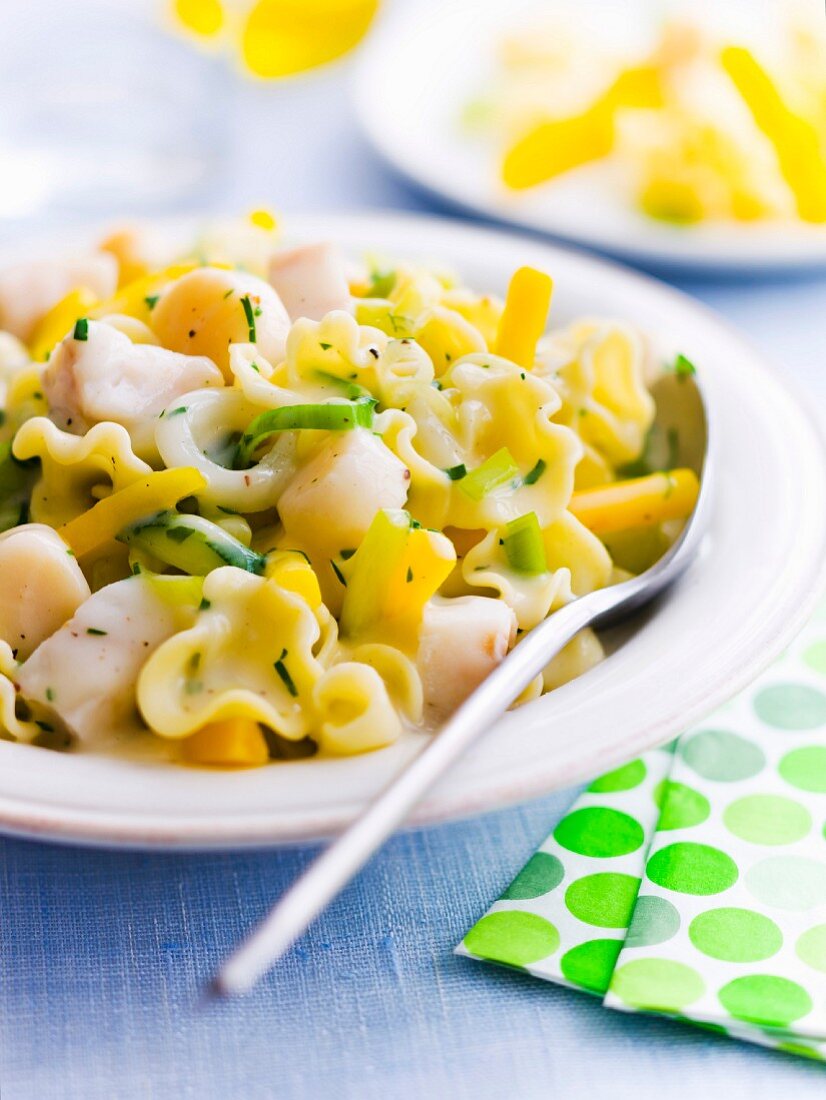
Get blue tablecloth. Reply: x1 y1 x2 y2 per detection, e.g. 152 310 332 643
2 16 826 1098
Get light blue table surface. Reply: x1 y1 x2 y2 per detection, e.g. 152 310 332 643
2 24 826 1100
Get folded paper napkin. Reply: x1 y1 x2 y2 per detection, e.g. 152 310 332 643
457 601 826 1062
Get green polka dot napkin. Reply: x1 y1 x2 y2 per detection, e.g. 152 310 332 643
457 603 826 1062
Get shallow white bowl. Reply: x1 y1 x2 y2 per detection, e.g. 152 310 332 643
354 0 826 274
1 210 825 849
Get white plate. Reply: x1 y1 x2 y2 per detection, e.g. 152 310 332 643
1 210 825 850
354 0 826 274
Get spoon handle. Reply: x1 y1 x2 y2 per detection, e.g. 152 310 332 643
214 596 598 996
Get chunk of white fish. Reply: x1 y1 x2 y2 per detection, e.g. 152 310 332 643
417 595 517 722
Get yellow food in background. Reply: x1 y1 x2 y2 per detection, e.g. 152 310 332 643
721 46 826 223
484 14 826 226
503 65 663 190
240 0 380 79
172 0 226 39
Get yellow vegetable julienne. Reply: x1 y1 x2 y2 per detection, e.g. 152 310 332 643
721 46 826 223
0 218 699 768
60 467 208 557
484 15 826 226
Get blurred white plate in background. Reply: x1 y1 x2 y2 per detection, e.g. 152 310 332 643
0 211 824 849
354 0 826 273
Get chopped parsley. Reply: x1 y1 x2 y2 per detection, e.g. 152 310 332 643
330 559 347 587
199 597 211 611
144 295 160 310
45 687 55 702
406 566 413 583
240 295 257 343
86 627 107 636
339 548 356 561
222 288 235 300
73 318 89 341
674 353 697 380
367 268 396 299
319 342 332 351
444 463 467 481
167 406 188 417
273 648 298 697
523 459 546 486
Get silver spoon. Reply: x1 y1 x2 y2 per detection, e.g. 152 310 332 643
213 369 711 996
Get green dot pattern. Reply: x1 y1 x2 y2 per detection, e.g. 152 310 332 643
500 852 564 900
754 684 826 730
463 911 560 968
612 958 705 1012
803 641 826 675
560 939 623 994
718 976 813 1028
779 746 826 793
564 874 641 929
553 807 644 859
688 909 782 962
587 759 647 793
460 611 826 1061
680 729 765 782
625 895 681 949
654 780 710 830
723 794 811 846
646 843 738 896
795 925 826 974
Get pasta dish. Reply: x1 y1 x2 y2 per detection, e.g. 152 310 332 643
0 216 698 766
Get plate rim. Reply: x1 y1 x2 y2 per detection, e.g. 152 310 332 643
0 209 824 849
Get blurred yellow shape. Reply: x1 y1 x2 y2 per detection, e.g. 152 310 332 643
569 469 699 535
249 208 278 231
494 266 553 368
29 287 98 362
172 0 225 38
722 45 826 223
240 0 380 79
639 178 705 225
502 65 663 190
90 262 199 323
182 718 269 766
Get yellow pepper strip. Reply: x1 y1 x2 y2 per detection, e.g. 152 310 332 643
182 718 269 767
60 467 207 558
721 46 826 223
240 0 380 80
249 208 278 231
264 550 322 609
494 266 553 369
569 469 700 536
29 287 99 362
172 0 225 38
604 64 665 111
502 65 663 191
503 103 615 190
340 509 455 642
89 262 199 323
